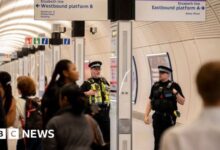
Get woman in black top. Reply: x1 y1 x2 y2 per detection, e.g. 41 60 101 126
41 59 79 128
0 71 16 150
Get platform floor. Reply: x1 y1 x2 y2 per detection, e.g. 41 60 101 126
133 118 154 150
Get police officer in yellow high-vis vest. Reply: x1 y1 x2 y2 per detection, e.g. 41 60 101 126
81 61 110 149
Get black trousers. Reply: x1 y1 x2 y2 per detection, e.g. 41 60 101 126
93 109 110 150
26 138 42 150
152 112 176 150
17 139 25 150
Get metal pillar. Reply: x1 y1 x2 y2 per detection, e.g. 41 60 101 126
74 37 85 85
38 46 45 98
111 21 132 150
72 21 85 85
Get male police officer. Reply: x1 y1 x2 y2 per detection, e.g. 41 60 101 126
144 65 185 150
81 61 110 149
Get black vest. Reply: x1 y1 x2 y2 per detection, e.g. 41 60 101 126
151 81 177 112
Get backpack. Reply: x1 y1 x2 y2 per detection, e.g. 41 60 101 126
25 97 43 130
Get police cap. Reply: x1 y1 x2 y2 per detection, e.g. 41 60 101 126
89 61 102 68
158 65 172 73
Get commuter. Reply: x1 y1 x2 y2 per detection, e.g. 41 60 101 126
0 71 16 150
41 59 79 128
16 76 42 150
81 61 110 150
0 71 16 127
144 66 185 150
161 61 220 150
0 92 7 150
43 84 104 150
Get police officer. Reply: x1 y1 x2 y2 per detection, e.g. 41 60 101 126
144 65 185 150
81 61 110 149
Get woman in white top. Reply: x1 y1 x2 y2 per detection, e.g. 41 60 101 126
15 76 39 150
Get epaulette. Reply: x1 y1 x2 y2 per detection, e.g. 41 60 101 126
167 81 173 89
153 81 160 87
87 78 95 83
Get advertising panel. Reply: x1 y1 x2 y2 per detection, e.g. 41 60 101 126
147 52 173 85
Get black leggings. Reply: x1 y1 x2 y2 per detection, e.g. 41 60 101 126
0 139 7 150
17 139 25 150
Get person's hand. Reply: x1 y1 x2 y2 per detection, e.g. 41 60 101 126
172 89 178 95
144 115 150 125
85 90 97 96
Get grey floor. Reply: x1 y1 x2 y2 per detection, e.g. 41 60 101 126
133 118 154 150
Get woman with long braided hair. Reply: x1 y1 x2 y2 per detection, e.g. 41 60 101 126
41 59 79 128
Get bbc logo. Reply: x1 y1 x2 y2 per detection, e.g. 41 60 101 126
0 128 19 139
0 128 54 139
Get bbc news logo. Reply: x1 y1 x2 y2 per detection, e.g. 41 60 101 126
0 128 54 139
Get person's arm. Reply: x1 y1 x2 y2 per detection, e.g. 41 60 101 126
144 98 152 124
84 90 96 96
172 84 185 105
81 81 96 96
174 90 185 105
144 85 155 124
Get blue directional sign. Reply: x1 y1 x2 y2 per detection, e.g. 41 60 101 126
42 38 49 45
63 38 71 45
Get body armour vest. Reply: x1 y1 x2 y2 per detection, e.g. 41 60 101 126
87 78 110 106
151 81 177 112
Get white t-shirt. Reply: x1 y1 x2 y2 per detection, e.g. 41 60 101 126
161 108 220 150
13 97 25 139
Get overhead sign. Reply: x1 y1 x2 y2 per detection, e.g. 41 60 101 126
11 52 18 60
136 0 206 21
24 37 72 45
147 53 173 85
34 0 108 20
25 37 33 45
42 38 49 45
24 37 49 45
34 37 41 45
63 38 71 45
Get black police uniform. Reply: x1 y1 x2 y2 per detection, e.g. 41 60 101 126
150 66 184 150
80 61 110 150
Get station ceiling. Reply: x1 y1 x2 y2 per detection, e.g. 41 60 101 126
0 0 220 54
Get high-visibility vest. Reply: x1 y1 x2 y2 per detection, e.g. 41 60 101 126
87 78 110 106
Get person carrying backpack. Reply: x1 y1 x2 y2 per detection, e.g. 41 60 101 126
16 76 42 150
